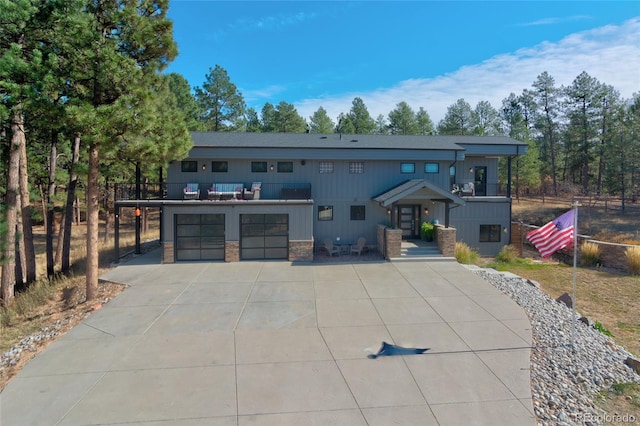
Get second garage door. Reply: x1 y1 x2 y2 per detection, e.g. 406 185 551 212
240 214 288 260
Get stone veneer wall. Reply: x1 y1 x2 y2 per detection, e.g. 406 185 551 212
289 240 314 262
436 225 456 257
162 242 174 264
225 241 240 262
384 227 403 259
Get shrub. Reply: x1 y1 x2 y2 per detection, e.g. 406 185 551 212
455 241 478 264
496 245 518 263
579 241 601 267
593 320 613 337
626 246 640 275
420 221 435 241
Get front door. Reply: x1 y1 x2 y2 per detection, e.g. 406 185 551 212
396 205 420 239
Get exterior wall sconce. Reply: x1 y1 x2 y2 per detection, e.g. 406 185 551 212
424 208 429 215
269 164 275 171
202 164 206 171
301 160 306 165
468 167 473 173
503 226 508 233
386 209 391 215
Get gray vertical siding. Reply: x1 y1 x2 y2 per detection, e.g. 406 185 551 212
166 155 508 254
450 199 511 256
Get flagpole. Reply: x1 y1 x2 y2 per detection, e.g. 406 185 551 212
571 201 580 352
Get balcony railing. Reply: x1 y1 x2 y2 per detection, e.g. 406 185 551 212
113 182 312 201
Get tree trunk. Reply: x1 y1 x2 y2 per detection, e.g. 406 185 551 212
85 143 100 301
19 128 36 284
1 109 23 302
15 193 26 292
46 133 58 278
62 134 81 274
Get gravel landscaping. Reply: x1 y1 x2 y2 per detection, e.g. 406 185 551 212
468 265 639 426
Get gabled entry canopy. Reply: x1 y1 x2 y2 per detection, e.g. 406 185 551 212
373 179 466 207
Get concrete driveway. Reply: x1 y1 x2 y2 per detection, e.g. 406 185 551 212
1 250 535 425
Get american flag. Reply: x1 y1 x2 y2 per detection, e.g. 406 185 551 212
526 209 575 258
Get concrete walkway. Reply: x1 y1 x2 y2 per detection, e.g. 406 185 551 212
1 250 535 425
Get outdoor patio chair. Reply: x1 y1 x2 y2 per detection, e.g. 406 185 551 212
183 183 200 200
350 237 367 256
323 238 340 257
243 182 262 200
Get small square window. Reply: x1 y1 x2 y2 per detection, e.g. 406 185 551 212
424 163 439 173
400 163 415 173
318 205 333 221
251 161 268 173
319 162 334 173
479 225 501 242
211 161 228 172
181 160 197 173
350 205 365 221
277 161 293 173
349 162 364 174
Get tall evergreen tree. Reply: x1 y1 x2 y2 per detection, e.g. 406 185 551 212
347 97 375 134
563 71 601 193
195 64 246 131
473 100 502 136
532 72 562 196
309 107 334 133
415 107 434 135
245 107 261 132
273 101 306 133
388 101 419 135
64 0 190 300
437 98 474 135
375 114 388 135
166 73 202 131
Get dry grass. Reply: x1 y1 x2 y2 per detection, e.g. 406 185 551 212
627 246 640 275
579 241 601 267
454 241 479 264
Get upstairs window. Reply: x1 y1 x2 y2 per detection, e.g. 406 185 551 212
319 162 334 174
251 161 268 173
400 163 415 173
424 163 439 173
277 161 293 173
211 161 228 172
181 161 197 173
349 162 364 174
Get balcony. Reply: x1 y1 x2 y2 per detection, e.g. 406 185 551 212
113 182 312 202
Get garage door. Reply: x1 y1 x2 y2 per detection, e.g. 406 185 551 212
240 214 288 260
175 214 225 261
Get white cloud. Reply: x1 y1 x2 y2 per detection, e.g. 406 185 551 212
295 18 640 124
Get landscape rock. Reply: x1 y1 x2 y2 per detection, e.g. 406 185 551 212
556 292 573 308
473 268 640 426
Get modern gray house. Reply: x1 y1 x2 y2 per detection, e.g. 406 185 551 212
144 132 527 263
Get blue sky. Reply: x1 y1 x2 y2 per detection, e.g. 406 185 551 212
165 1 640 124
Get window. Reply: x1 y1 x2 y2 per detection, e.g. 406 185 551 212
211 161 228 173
181 161 197 173
424 163 439 173
318 205 333 221
479 225 501 242
400 163 415 173
277 161 293 173
350 205 365 221
251 161 268 173
319 161 334 174
449 165 456 189
349 162 364 174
